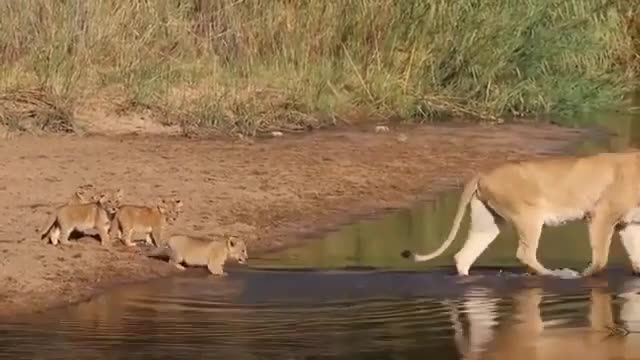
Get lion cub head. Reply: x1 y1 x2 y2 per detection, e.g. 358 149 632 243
93 188 124 216
226 238 248 264
157 198 183 224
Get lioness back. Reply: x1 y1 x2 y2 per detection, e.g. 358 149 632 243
477 152 638 219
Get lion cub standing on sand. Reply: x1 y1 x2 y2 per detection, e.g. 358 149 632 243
109 198 183 247
149 235 248 276
40 188 123 246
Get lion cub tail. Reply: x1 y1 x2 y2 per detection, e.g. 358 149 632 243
401 175 480 262
37 213 57 241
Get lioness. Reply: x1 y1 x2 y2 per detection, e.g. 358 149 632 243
40 188 123 246
109 198 183 247
401 151 640 277
148 235 248 276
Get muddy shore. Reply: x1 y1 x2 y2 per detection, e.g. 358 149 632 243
0 122 589 318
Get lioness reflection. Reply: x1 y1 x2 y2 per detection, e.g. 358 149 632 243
453 281 640 360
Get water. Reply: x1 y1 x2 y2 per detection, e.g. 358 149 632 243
3 103 640 359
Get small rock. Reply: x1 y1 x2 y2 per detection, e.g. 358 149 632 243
271 131 283 137
375 125 389 133
396 133 408 142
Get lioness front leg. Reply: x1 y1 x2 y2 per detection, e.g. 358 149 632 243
513 216 553 276
582 213 616 277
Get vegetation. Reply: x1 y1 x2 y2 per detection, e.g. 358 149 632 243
0 0 638 135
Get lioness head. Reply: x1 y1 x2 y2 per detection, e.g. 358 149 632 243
158 198 183 224
226 238 248 264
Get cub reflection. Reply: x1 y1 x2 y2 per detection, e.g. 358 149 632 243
453 281 640 360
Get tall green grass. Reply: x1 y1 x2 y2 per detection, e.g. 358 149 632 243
0 0 638 135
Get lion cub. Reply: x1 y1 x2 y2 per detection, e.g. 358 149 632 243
149 235 248 276
40 188 123 246
110 198 183 247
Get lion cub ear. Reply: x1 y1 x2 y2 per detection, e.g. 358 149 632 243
174 199 183 209
95 193 108 204
114 188 124 201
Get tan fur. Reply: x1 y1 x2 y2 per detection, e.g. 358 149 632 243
40 188 123 246
110 198 183 247
149 235 248 276
402 151 640 277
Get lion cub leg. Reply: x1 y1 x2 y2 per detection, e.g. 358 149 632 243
207 252 227 276
168 250 186 270
513 215 552 276
96 223 111 247
58 225 74 246
49 226 61 245
144 233 153 246
453 197 501 276
582 213 616 277
121 226 136 247
149 227 163 247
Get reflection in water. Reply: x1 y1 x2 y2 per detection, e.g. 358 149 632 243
453 279 640 360
4 271 640 359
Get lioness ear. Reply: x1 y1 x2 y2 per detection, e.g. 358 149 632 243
115 188 124 200
227 239 235 248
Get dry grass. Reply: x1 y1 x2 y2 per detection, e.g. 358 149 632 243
0 0 638 135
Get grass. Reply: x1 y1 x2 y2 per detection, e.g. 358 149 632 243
0 0 639 135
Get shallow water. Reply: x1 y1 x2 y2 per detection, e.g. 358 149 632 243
3 104 640 359
4 268 640 359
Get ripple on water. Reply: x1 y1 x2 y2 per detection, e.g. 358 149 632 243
2 268 640 359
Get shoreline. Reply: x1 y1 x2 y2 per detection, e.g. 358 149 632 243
0 122 591 319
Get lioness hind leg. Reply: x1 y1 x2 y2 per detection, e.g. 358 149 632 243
513 216 552 276
582 214 616 277
453 197 500 276
618 224 640 275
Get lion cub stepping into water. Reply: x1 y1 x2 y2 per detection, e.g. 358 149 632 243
149 235 248 276
110 198 183 247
